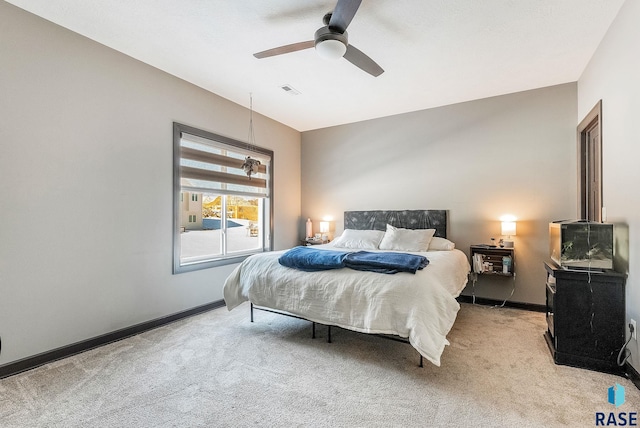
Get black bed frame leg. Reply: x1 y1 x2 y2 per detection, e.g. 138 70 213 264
312 322 316 339
327 325 332 343
419 355 423 368
250 303 254 323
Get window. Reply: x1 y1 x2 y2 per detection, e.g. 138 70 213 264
173 122 273 273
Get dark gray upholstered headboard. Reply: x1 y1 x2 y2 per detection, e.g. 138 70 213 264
344 210 447 238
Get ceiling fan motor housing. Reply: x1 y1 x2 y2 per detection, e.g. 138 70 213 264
314 26 348 59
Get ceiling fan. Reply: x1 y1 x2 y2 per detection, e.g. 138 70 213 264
253 0 384 77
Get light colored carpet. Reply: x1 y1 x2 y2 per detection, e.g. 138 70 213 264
1 303 638 427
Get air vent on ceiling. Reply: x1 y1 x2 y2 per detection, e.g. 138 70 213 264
280 84 301 95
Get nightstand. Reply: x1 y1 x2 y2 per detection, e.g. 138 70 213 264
469 245 516 305
470 245 515 276
301 238 329 246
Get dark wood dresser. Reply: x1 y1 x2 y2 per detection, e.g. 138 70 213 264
544 261 626 374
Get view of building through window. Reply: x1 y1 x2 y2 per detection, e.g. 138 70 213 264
179 193 263 262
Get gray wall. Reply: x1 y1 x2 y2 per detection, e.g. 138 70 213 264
0 2 301 365
301 83 578 305
578 0 640 372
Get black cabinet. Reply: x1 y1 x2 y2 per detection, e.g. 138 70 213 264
544 261 626 374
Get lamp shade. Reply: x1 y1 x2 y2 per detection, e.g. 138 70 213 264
315 39 347 60
501 221 516 237
320 221 330 233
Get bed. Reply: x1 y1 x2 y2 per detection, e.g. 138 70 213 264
223 210 470 366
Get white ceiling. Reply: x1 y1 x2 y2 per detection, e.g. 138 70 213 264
6 0 625 131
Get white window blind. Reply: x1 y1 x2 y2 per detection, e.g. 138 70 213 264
179 132 270 198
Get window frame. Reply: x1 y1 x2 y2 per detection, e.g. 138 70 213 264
172 122 273 274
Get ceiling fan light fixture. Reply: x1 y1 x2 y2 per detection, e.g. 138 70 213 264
315 38 347 60
314 27 348 60
254 2 384 76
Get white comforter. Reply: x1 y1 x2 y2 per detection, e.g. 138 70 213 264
223 245 470 366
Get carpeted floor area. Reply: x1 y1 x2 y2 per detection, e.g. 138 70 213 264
1 303 638 427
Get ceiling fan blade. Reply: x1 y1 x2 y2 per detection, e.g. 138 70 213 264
343 44 384 77
254 41 315 59
328 0 362 33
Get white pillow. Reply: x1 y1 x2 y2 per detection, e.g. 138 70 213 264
332 229 385 249
378 224 436 252
428 236 455 251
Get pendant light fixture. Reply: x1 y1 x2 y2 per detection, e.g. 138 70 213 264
241 93 261 179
